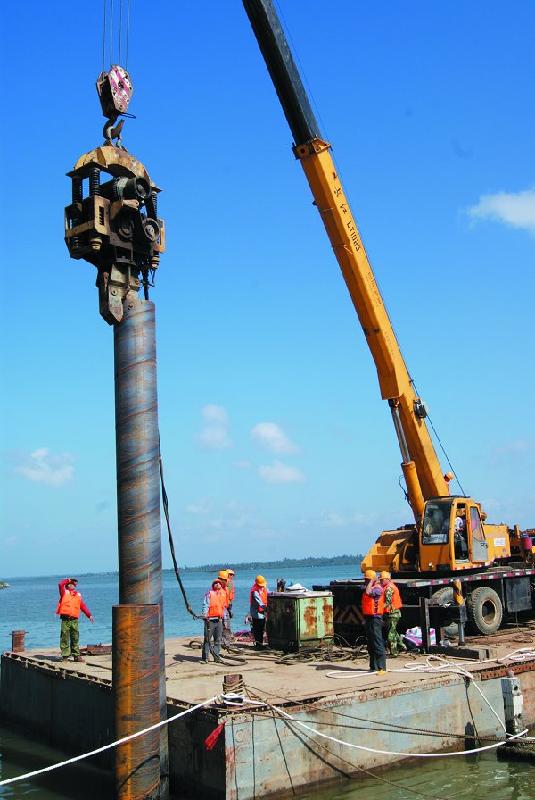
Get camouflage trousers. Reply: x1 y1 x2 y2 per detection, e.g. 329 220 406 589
384 610 406 656
60 617 80 658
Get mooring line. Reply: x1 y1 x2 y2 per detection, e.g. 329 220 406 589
0 696 218 787
221 696 529 758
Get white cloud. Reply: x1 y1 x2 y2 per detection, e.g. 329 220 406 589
15 448 74 487
202 404 229 425
251 422 299 454
185 501 211 515
258 460 305 484
197 404 231 449
467 187 535 233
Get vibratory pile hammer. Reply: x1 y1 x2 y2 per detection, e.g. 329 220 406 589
64 66 165 325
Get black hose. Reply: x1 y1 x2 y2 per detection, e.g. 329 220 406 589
159 446 201 620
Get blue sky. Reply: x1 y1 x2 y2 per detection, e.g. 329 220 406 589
1 1 534 577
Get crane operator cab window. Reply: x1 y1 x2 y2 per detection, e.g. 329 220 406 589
422 500 452 545
454 505 469 561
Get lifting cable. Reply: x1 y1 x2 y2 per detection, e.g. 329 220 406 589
159 441 201 620
101 0 131 70
411 377 467 496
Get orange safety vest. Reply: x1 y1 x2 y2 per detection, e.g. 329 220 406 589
250 584 267 608
56 590 82 618
207 589 227 618
384 581 402 612
227 580 235 603
361 587 384 616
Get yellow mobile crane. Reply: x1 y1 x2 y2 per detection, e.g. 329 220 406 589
243 1 534 634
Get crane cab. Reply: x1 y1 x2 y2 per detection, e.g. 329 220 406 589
419 497 498 572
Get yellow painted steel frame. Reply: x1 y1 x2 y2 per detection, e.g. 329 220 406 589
294 139 449 510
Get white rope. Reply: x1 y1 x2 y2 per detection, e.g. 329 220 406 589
0 696 218 788
232 697 530 758
325 646 535 682
324 646 535 739
4 685 530 788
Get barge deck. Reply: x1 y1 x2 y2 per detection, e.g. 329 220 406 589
2 628 535 798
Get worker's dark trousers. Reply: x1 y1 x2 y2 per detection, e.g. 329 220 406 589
202 618 223 661
251 617 266 647
365 615 386 671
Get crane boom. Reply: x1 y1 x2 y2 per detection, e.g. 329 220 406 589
243 0 450 517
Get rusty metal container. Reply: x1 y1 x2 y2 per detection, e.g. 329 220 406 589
11 630 26 652
266 591 333 652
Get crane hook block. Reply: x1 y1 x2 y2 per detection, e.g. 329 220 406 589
96 65 133 119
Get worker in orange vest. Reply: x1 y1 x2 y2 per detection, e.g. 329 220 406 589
380 571 406 656
249 575 268 649
226 569 236 612
222 568 236 647
56 578 94 662
361 569 386 673
200 578 228 663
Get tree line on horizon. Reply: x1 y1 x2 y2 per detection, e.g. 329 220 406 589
176 554 363 573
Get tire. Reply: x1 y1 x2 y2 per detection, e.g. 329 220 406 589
430 587 458 639
466 587 503 635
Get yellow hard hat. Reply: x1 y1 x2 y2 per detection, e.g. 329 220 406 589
226 569 235 575
380 571 391 579
255 575 267 586
217 570 229 580
364 569 376 580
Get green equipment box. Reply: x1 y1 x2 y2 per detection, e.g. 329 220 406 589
266 590 334 652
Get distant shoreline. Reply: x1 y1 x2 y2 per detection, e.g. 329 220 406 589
178 554 362 573
4 556 363 581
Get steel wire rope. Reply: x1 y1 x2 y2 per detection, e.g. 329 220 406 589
324 649 535 741
102 0 107 70
411 377 467 496
273 0 331 144
109 0 114 67
244 681 504 744
222 695 530 758
118 0 122 64
125 0 131 69
253 698 454 800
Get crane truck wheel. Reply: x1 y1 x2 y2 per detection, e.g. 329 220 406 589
466 587 503 635
430 587 458 639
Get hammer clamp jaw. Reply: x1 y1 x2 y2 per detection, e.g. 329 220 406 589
96 264 141 325
64 146 165 325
